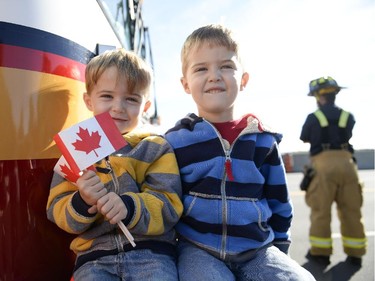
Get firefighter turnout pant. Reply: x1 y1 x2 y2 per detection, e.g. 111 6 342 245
306 150 367 257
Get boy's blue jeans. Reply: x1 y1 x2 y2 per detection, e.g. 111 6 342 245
177 240 316 281
73 249 178 281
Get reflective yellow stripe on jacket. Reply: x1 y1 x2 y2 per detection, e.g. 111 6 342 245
314 109 349 128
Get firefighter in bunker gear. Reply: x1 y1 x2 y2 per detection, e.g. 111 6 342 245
300 76 366 266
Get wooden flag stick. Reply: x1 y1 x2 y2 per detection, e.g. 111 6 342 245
117 221 136 247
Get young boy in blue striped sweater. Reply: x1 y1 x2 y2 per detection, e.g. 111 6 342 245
165 24 315 281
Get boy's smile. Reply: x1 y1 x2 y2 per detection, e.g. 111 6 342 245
204 86 226 94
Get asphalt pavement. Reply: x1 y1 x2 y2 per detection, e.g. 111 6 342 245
287 170 374 281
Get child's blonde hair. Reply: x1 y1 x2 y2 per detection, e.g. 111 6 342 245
85 48 153 99
181 24 242 75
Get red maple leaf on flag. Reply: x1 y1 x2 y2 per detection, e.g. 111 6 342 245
72 127 102 157
60 164 79 183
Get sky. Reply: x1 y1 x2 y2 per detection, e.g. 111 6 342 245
141 0 375 153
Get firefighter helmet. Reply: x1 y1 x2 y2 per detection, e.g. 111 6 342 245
308 76 346 96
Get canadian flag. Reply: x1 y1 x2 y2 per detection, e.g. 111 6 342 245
53 112 127 180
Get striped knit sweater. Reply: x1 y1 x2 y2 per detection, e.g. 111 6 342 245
46 129 183 270
165 113 293 261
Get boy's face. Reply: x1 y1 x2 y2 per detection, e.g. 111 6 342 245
83 66 150 134
181 43 249 122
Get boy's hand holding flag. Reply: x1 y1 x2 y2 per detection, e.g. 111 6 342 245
53 112 135 247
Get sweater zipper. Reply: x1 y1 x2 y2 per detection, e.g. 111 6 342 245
204 117 252 259
221 148 233 259
104 156 123 252
224 129 250 182
206 121 232 260
105 157 120 194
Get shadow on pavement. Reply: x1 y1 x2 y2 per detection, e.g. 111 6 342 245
302 259 362 281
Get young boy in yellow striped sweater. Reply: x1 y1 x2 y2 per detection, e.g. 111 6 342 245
47 48 183 281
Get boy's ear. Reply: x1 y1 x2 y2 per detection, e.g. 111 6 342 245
240 72 250 91
83 92 93 110
180 77 191 94
143 100 151 112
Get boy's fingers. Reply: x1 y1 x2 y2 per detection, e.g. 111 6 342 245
80 169 97 179
88 205 98 214
98 187 107 197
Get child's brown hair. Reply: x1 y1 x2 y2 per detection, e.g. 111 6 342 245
85 48 152 99
180 24 242 75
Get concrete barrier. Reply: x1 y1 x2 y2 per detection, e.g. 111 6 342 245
282 149 374 173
